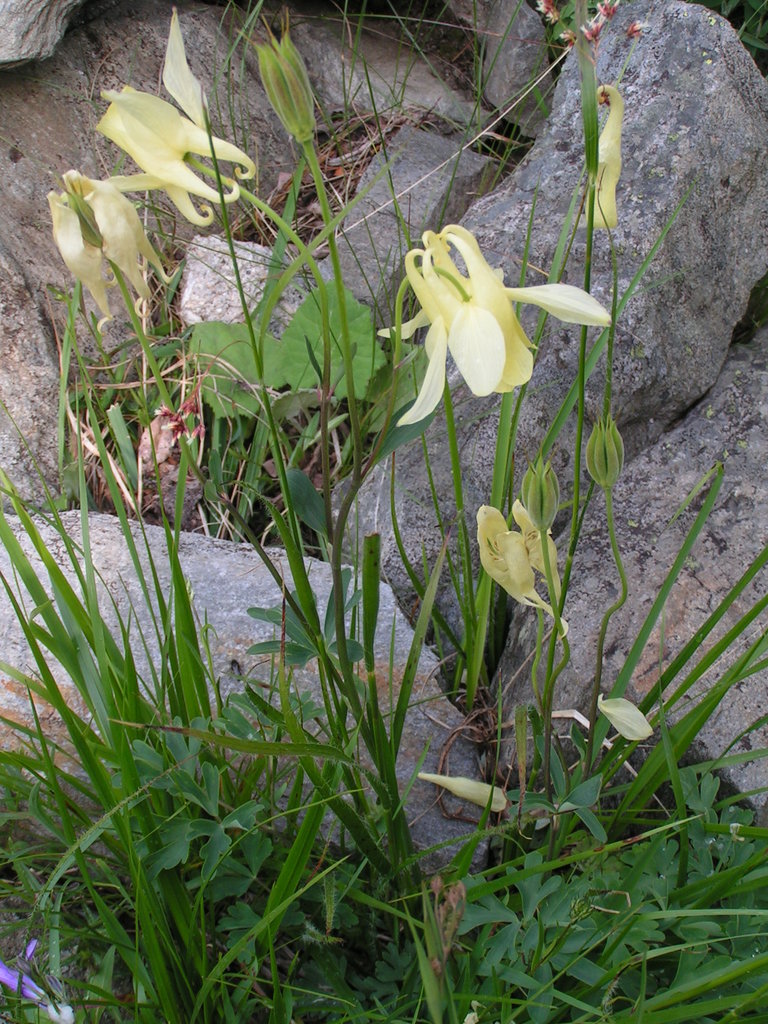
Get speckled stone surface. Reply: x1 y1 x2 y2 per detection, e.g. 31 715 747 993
462 0 768 487
358 0 768 644
179 236 305 331
0 0 86 65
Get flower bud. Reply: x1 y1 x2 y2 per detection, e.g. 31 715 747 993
418 772 507 813
255 20 316 145
586 414 625 490
521 458 560 532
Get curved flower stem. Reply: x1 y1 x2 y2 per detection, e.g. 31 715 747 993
584 486 628 773
538 527 569 802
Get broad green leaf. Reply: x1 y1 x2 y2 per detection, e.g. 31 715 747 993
275 284 383 399
189 321 264 419
144 819 193 878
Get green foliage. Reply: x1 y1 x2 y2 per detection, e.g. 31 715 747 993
4 2 768 1022
276 285 385 400
190 284 383 417
247 567 365 668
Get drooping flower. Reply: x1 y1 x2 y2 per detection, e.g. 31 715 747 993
48 170 167 323
0 940 74 1024
381 225 611 425
97 10 255 225
598 693 653 740
418 772 507 813
594 85 624 229
477 501 566 630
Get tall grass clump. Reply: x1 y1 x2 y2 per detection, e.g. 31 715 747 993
1 3 768 1023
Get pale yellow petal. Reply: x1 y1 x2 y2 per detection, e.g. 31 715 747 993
410 248 463 326
448 304 506 396
495 529 538 602
48 191 112 320
377 309 430 341
418 772 507 813
397 319 448 425
98 88 255 192
497 313 534 391
504 283 611 326
163 9 207 128
164 186 215 226
511 499 534 534
84 177 167 294
477 505 532 603
595 85 624 230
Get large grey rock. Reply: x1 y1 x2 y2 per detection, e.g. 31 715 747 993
463 0 768 482
179 236 305 331
451 0 554 134
0 0 86 66
334 124 492 323
358 0 768 640
499 330 768 817
0 511 485 866
0 244 60 499
290 11 479 129
0 0 297 498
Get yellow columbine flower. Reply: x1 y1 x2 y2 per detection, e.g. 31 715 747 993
594 84 624 229
97 11 255 226
48 190 111 322
477 501 566 630
382 225 611 424
48 171 167 323
597 694 653 740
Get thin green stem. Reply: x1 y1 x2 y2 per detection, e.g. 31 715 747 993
585 486 628 772
302 141 363 483
443 383 482 705
300 140 369 695
110 267 174 411
603 231 620 418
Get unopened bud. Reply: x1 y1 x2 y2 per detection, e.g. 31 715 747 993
418 772 507 813
521 457 560 532
255 20 316 145
586 414 624 490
